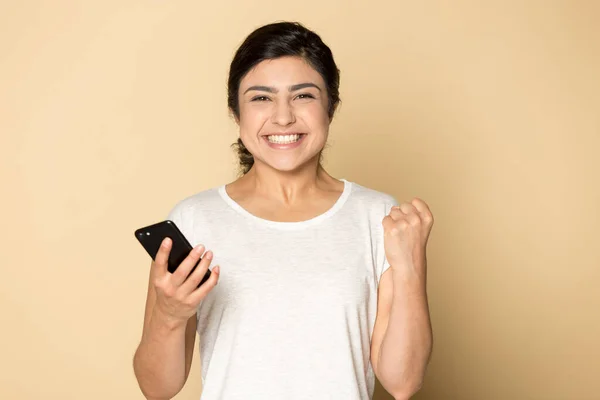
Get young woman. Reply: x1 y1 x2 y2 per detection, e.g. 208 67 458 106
133 21 434 400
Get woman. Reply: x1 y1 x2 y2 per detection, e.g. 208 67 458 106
133 21 434 400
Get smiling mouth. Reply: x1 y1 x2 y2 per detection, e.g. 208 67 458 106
264 134 305 144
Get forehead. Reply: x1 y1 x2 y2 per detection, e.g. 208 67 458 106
240 56 325 89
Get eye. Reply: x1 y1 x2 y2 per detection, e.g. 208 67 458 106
295 93 315 100
251 96 270 102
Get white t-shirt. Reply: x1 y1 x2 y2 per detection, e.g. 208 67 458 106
167 179 398 400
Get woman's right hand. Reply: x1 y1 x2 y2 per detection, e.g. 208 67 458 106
151 237 220 326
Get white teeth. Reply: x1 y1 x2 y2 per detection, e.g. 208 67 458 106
266 134 302 144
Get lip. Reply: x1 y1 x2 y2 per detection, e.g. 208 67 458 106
262 133 306 149
261 132 306 137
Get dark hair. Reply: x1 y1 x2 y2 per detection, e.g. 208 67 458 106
228 21 341 175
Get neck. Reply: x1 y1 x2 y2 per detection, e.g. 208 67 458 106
241 159 337 204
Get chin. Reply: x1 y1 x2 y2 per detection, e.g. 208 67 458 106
261 158 306 173
269 163 301 173
256 153 321 173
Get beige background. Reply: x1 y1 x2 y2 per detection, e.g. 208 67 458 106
2 1 599 399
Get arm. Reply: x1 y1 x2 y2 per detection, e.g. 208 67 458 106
371 267 432 400
373 198 434 399
133 260 197 400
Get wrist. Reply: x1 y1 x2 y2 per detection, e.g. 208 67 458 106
391 266 427 290
149 308 188 332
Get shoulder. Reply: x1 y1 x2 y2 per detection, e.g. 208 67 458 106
347 180 399 212
166 185 227 221
166 185 231 242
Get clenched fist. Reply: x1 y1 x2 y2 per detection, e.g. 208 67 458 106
382 198 434 278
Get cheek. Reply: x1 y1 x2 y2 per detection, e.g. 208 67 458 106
238 106 268 131
298 104 330 128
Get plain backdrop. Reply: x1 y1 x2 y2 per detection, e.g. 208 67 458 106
2 1 599 399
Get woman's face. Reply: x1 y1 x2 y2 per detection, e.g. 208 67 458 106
236 56 331 173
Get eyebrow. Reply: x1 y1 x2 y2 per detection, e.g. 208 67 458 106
243 82 321 94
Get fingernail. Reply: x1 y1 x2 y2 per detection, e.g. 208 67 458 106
163 238 171 247
205 250 213 259
194 245 203 254
214 266 220 273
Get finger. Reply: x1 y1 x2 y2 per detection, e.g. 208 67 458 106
411 198 433 222
188 265 220 305
399 203 421 227
389 206 404 220
399 203 418 215
154 237 172 276
382 215 400 236
179 249 214 294
171 245 205 287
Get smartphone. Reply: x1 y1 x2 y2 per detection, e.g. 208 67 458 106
134 220 211 287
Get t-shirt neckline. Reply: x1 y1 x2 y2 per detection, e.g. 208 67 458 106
217 179 352 230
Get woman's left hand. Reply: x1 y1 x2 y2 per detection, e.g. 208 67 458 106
382 198 434 278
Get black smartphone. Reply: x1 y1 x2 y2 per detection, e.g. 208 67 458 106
134 220 211 287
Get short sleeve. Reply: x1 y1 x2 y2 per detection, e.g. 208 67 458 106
166 200 194 244
166 202 184 228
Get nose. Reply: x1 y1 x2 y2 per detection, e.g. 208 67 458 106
271 100 296 126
